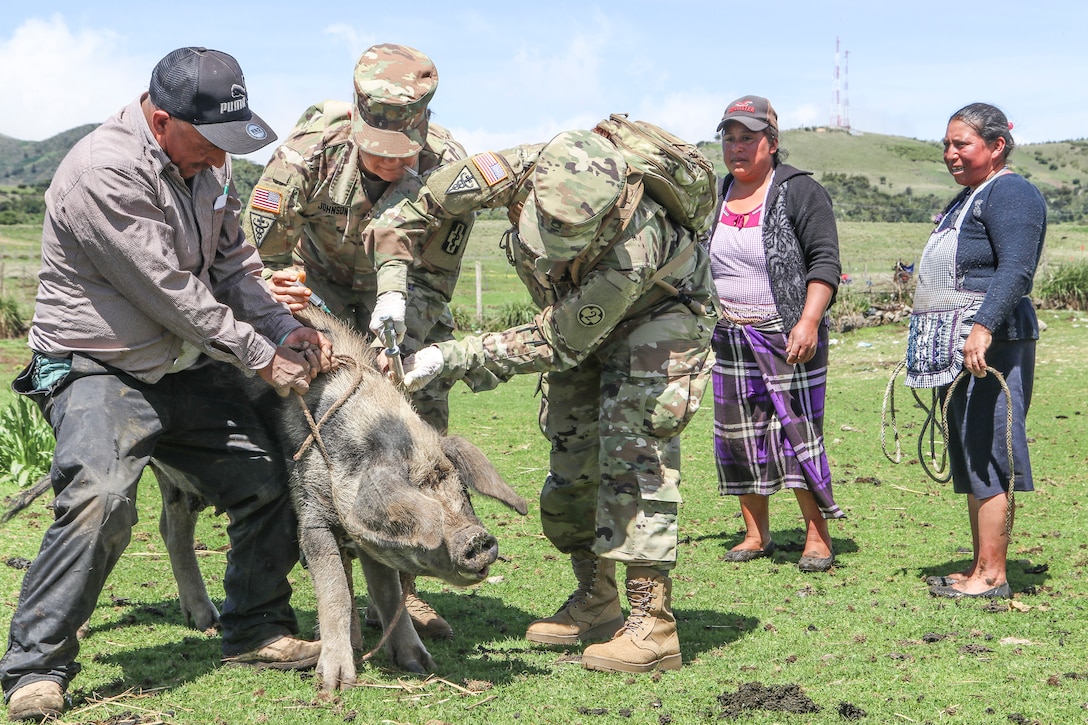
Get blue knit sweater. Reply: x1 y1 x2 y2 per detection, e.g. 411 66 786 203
939 172 1047 340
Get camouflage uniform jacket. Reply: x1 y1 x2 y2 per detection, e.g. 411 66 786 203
369 143 718 389
243 100 474 300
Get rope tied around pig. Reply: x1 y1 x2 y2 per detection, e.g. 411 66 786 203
880 362 1016 536
291 353 364 467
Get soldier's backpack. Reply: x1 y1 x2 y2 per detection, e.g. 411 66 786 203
591 113 717 236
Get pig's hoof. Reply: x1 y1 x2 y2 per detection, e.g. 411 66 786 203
403 660 427 674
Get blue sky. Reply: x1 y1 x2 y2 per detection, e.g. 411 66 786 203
2 2 1085 165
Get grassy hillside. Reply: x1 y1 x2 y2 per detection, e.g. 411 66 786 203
706 127 1088 196
4 123 1088 222
699 128 1088 223
0 125 99 186
702 128 955 198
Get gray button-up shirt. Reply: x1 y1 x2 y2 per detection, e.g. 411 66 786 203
28 94 300 383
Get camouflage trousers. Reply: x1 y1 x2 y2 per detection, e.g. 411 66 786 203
537 306 713 566
306 272 456 433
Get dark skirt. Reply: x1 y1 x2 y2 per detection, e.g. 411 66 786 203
945 338 1035 498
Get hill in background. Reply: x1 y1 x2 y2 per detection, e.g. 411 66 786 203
700 127 1088 223
3 124 1088 223
0 125 101 186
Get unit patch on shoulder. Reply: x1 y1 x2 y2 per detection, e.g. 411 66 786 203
248 212 274 248
471 151 509 186
577 304 605 327
250 185 283 215
442 220 470 256
446 167 482 195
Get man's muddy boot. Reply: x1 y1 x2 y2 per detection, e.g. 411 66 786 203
525 552 624 645
580 566 681 673
365 571 453 640
7 680 65 722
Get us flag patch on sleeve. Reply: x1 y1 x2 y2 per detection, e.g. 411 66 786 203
250 185 283 214
471 152 509 186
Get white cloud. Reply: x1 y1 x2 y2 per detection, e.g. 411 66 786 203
634 91 728 147
437 29 612 154
320 23 379 59
784 103 826 131
0 16 146 141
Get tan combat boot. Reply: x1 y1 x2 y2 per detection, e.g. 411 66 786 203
364 571 453 640
580 566 681 673
400 571 454 640
525 552 624 645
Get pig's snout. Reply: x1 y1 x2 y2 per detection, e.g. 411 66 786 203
458 531 498 577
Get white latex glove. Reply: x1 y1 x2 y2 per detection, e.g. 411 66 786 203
401 346 444 393
369 291 407 344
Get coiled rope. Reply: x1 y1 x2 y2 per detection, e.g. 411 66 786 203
881 361 1016 535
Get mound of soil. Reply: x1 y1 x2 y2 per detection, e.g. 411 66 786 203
716 682 820 719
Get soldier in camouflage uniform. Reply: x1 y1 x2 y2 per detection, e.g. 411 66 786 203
242 43 474 640
373 129 718 673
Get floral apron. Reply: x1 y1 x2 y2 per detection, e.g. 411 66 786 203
905 171 1008 388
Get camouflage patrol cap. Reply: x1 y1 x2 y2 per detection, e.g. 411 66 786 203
352 44 438 159
518 130 627 262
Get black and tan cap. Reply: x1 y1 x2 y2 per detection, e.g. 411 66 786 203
149 47 277 155
717 95 779 134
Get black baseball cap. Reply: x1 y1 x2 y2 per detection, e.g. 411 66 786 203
149 47 277 155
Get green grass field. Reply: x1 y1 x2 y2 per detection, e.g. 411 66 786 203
0 254 1086 722
1 214 1088 723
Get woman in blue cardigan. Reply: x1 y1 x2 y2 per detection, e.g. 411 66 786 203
919 103 1046 599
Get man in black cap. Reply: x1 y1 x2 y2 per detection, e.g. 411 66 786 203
0 47 333 723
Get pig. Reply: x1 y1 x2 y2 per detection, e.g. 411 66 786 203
263 306 527 689
3 306 527 691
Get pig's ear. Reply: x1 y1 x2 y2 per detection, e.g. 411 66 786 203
441 436 528 515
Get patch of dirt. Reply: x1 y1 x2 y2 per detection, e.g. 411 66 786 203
715 682 820 719
92 713 167 725
838 701 867 720
1008 714 1042 725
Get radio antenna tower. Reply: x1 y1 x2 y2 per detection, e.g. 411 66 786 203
830 37 851 131
842 48 851 132
831 37 841 129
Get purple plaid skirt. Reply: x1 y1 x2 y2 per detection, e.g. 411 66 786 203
711 317 843 519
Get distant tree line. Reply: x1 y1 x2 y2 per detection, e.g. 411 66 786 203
819 172 947 223
1035 184 1088 224
0 160 264 227
816 171 1088 224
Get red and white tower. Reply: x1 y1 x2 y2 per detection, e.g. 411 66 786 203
831 37 842 129
831 37 851 131
842 48 851 132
